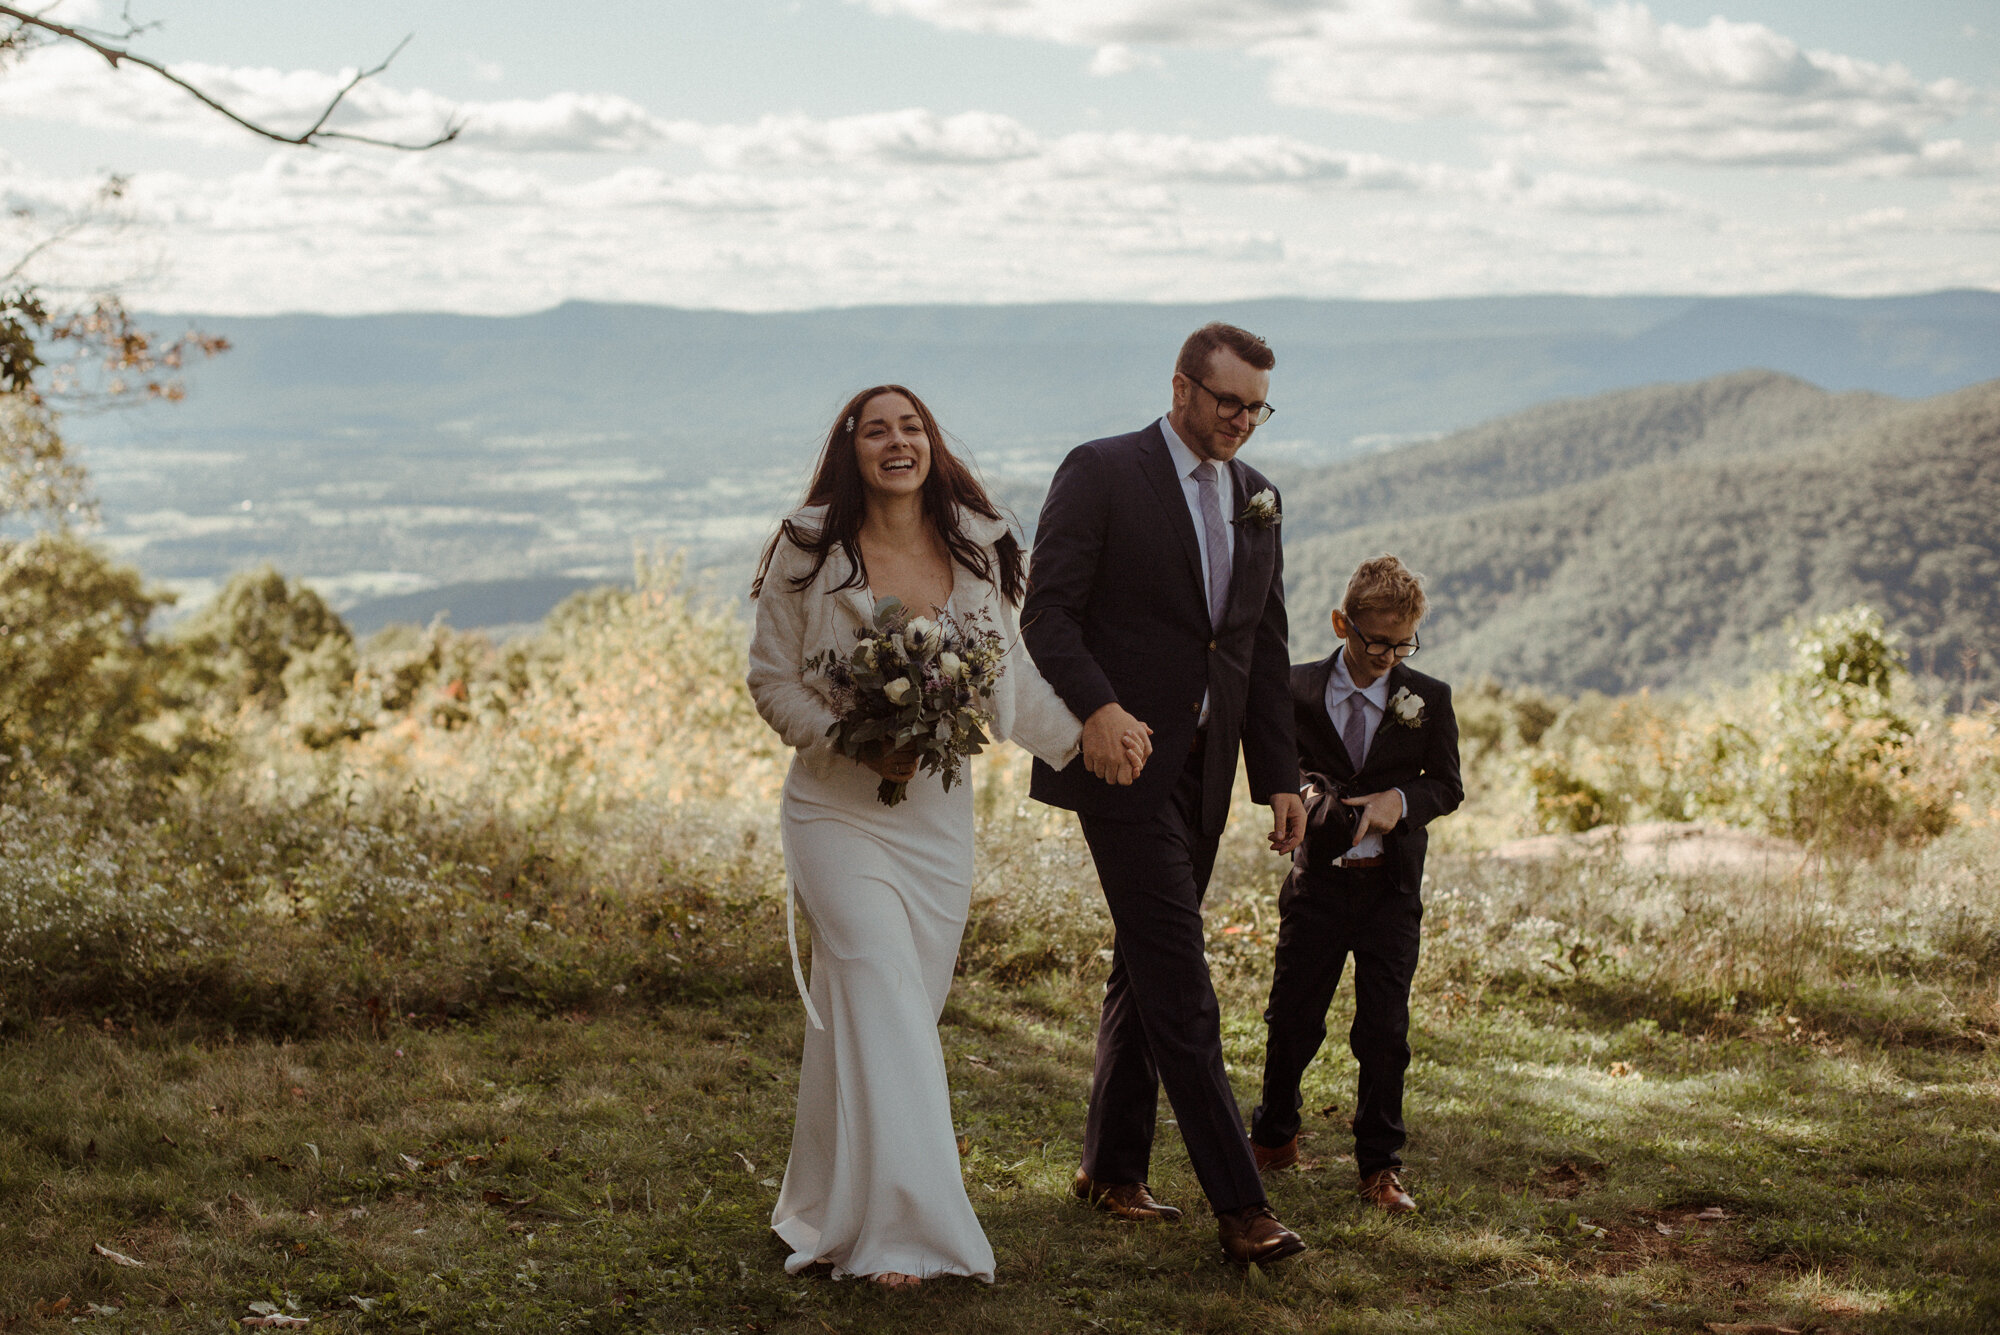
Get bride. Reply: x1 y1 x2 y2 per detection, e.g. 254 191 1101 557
748 384 1148 1287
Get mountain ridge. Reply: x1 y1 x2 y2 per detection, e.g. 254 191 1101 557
61 292 2000 701
1284 376 2000 697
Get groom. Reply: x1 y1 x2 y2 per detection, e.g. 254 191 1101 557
1024 322 1308 1266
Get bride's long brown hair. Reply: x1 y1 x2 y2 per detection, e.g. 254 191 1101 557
751 384 1024 605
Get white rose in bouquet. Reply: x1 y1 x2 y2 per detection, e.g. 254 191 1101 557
884 677 914 704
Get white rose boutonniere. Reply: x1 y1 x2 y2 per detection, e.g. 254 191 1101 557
1236 488 1281 531
1388 686 1425 729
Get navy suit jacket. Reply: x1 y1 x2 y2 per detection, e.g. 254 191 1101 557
1290 655 1463 897
1023 421 1294 836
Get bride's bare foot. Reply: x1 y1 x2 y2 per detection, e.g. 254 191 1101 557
870 1271 922 1290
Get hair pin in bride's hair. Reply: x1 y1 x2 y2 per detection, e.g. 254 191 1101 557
844 416 856 432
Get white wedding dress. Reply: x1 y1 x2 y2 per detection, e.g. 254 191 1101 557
746 509 1082 1284
771 752 992 1281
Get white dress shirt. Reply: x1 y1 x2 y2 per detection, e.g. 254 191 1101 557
1160 415 1234 725
1322 648 1405 860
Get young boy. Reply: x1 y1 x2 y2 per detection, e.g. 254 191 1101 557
1248 554 1463 1212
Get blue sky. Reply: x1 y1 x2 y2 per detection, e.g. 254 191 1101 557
5 0 1995 313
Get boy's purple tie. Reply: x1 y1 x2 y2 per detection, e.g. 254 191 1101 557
1342 693 1368 770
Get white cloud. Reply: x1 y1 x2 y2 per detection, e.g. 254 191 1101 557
670 108 1687 207
2 11 1984 317
1471 163 1687 214
695 109 1043 169
0 43 666 152
1089 44 1164 76
13 114 1976 323
861 0 1984 173
449 92 667 153
1938 184 2000 233
855 0 1315 47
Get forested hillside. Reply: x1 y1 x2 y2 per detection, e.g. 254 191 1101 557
1284 375 2000 697
1277 370 1901 541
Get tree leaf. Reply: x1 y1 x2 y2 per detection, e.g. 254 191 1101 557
89 1242 146 1268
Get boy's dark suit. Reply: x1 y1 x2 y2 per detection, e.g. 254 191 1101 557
1250 653 1462 1176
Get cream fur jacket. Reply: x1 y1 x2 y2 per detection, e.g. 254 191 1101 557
747 505 1083 778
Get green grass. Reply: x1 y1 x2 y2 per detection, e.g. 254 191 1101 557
2 726 1996 1331
4 930 1995 1334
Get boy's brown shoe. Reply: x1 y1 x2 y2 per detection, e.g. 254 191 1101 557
1358 1168 1417 1213
1253 1135 1315 1174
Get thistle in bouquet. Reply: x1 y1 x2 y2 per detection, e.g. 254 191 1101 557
805 596 1007 806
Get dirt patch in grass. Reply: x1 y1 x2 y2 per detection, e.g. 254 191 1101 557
1537 1158 1608 1198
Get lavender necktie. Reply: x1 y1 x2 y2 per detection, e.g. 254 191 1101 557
1194 462 1231 626
1342 693 1368 770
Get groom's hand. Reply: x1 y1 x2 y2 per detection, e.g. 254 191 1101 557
1083 703 1152 786
1268 792 1306 853
1341 790 1405 839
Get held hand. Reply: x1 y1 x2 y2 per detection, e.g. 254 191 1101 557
1268 791 1306 854
1341 790 1405 840
861 741 922 784
1083 704 1152 786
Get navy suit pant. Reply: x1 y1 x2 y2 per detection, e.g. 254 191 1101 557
1076 745 1266 1216
1251 865 1422 1177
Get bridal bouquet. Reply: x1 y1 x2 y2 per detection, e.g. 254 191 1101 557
805 597 1007 806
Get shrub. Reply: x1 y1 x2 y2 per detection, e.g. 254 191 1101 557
1759 606 1954 852
0 531 184 778
1484 607 1976 855
1528 758 1618 833
0 394 89 523
177 565 352 710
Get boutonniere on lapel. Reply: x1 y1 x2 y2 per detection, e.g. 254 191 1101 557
1388 686 1426 729
1236 488 1281 531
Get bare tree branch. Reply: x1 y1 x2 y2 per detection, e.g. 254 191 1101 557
1 215 91 287
0 5 462 150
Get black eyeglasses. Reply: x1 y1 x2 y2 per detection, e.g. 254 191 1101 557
1349 629 1420 659
1187 375 1275 425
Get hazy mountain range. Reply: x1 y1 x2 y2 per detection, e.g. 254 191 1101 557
1282 371 2000 698
59 291 2000 694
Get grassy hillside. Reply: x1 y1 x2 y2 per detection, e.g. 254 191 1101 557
2 541 1997 1330
1285 376 2000 697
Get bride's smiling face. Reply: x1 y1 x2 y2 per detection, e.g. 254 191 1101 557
853 392 931 501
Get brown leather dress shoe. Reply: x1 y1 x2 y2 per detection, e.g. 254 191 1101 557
1253 1135 1320 1173
1217 1203 1307 1266
1252 1136 1297 1173
1072 1169 1183 1223
1358 1168 1417 1213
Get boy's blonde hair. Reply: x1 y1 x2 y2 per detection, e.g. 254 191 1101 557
1343 553 1428 623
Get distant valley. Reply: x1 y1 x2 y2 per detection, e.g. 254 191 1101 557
59 291 2000 695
